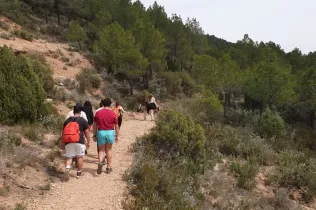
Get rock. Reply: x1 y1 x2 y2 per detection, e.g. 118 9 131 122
58 82 64 86
289 189 301 201
45 98 53 103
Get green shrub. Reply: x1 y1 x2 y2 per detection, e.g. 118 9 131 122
158 72 197 96
14 203 26 210
0 22 10 31
38 114 64 134
0 46 50 124
258 108 285 138
0 132 21 150
23 125 42 142
12 30 33 41
26 53 54 93
39 183 51 191
277 150 316 203
76 68 102 93
61 56 70 63
125 111 206 209
0 33 10 40
151 110 206 168
230 161 258 190
0 186 10 197
207 124 275 166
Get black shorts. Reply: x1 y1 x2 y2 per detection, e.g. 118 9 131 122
147 103 156 111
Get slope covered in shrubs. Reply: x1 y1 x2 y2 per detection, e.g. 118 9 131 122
0 46 53 124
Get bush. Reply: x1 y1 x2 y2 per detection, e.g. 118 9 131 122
23 125 43 142
125 111 206 209
0 46 50 124
76 68 102 93
0 132 22 149
150 110 206 168
26 53 54 93
277 150 316 203
230 161 258 190
158 72 197 97
258 108 285 138
0 22 10 31
168 91 223 126
38 114 64 134
207 124 275 166
12 30 33 41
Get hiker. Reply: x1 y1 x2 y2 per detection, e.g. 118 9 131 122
138 95 148 120
93 98 119 174
66 102 88 162
113 101 125 129
95 100 106 163
60 104 90 180
82 101 94 131
66 102 88 122
147 94 158 120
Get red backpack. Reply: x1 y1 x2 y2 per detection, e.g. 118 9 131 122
63 118 80 143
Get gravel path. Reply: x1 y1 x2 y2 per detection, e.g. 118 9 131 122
27 118 154 210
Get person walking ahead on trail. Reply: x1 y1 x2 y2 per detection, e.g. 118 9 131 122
93 98 119 175
60 104 90 181
113 101 125 129
66 102 88 122
95 100 106 163
138 96 148 120
66 102 88 163
147 94 158 121
82 101 94 131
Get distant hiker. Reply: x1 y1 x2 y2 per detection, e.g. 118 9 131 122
93 98 119 174
82 101 94 131
147 94 158 121
113 101 125 129
66 102 88 122
95 100 104 114
138 95 148 120
60 104 90 180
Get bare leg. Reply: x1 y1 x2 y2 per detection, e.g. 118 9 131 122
97 145 106 175
98 145 106 163
105 143 113 168
150 110 154 120
65 158 72 168
143 109 147 120
76 156 83 171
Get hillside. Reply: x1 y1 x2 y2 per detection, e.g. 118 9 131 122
1 0 316 210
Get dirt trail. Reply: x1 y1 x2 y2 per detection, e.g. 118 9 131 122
27 117 155 210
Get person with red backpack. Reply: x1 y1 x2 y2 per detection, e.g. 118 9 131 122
60 104 90 181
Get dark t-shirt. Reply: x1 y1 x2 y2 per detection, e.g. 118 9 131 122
63 116 88 144
94 108 118 130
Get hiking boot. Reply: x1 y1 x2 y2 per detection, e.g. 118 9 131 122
105 167 113 174
64 168 70 181
97 163 103 175
76 171 83 179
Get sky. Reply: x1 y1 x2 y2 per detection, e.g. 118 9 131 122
140 0 316 54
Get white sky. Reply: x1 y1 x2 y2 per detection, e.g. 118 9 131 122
140 0 316 54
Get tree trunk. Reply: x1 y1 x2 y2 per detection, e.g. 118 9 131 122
45 9 48 24
223 91 230 119
57 13 60 24
129 81 134 96
78 41 82 50
309 109 315 129
149 66 153 79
